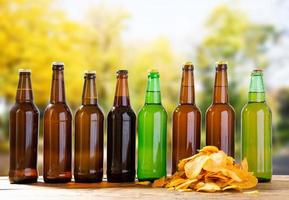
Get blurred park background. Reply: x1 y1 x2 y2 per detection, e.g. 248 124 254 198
0 0 289 176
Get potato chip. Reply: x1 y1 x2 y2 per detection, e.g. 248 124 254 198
215 179 232 188
177 154 200 171
152 146 258 193
203 151 227 172
241 158 248 172
136 181 151 186
177 189 193 192
152 177 167 188
222 185 241 191
226 156 235 166
199 146 219 153
175 179 198 190
196 182 221 192
230 174 258 189
194 181 205 190
184 155 209 179
165 178 187 188
220 168 242 182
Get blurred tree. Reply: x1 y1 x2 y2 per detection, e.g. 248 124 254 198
0 0 84 107
0 0 180 138
0 0 129 111
195 5 277 157
0 0 131 142
81 5 130 111
125 38 179 114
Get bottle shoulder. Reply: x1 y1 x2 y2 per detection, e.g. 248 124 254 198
44 103 72 117
242 102 271 114
76 105 104 116
108 106 136 120
206 103 235 114
138 104 167 115
173 104 201 114
10 102 39 114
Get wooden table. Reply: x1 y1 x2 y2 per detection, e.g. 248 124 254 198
1 176 289 200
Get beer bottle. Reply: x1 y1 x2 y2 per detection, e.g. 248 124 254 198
206 61 235 156
74 71 104 183
172 62 201 173
107 70 136 182
43 62 72 183
9 69 39 183
137 70 167 181
241 69 272 182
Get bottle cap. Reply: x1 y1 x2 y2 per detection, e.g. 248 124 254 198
149 69 160 78
252 68 263 75
52 62 64 70
117 69 128 75
183 61 194 70
18 69 31 74
215 60 228 70
84 70 96 78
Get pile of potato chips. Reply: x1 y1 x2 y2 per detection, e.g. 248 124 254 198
152 146 258 192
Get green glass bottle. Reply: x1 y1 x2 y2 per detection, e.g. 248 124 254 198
137 70 167 181
241 69 272 182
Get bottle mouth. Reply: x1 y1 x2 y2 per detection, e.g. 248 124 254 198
148 69 160 78
18 69 31 74
117 69 128 74
84 70 96 78
252 69 263 76
182 62 194 71
52 62 64 70
215 61 227 70
116 70 128 78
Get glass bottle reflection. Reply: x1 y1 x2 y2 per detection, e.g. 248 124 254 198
43 62 72 183
9 69 39 183
74 71 104 183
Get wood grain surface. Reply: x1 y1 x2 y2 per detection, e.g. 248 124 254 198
1 175 289 200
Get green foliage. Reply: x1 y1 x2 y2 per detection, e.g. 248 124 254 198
195 5 276 158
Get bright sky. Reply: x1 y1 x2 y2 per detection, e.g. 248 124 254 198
57 0 289 89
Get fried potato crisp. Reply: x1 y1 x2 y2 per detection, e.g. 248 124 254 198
153 146 258 192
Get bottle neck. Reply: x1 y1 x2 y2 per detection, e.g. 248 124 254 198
113 75 130 107
248 73 265 103
180 69 195 104
213 68 228 103
50 69 66 103
16 73 33 103
82 77 98 105
145 77 161 104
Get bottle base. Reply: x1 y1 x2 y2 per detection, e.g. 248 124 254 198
137 178 158 182
9 176 38 184
44 172 72 183
257 177 271 183
74 173 103 183
107 172 135 183
9 169 38 184
44 177 71 183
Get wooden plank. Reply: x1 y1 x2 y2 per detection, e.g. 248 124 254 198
0 176 289 200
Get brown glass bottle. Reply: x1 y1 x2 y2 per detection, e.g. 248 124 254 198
172 62 201 173
43 62 72 183
9 69 39 184
206 62 235 156
74 71 104 183
107 70 136 182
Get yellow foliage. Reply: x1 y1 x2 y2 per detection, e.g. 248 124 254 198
0 0 180 119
